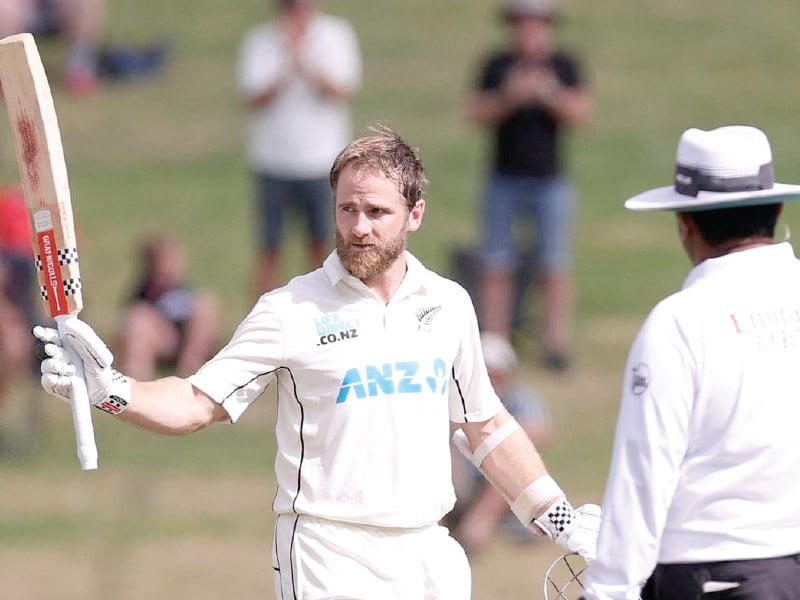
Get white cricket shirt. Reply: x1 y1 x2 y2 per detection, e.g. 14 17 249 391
584 242 800 600
237 14 361 179
189 252 503 528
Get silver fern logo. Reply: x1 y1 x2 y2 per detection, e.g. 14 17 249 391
416 305 442 332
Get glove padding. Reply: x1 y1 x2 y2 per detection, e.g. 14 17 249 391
534 500 601 561
33 320 131 414
34 325 76 402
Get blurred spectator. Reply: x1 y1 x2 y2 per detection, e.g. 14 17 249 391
0 262 32 406
466 0 593 372
0 0 170 96
237 0 361 295
0 260 34 454
0 185 37 326
0 0 107 95
116 233 221 380
448 332 553 554
0 185 37 452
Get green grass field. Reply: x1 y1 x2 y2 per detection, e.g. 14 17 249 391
2 1 800 598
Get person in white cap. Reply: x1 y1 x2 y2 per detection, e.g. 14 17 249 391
467 0 593 373
582 126 800 600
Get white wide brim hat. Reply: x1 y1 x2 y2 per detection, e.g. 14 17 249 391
625 126 800 212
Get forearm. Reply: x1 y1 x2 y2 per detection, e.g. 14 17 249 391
460 409 557 509
467 86 593 128
466 92 517 127
305 70 354 100
118 376 228 435
455 408 603 555
35 320 231 436
472 422 551 503
244 79 286 109
245 63 354 107
539 86 594 126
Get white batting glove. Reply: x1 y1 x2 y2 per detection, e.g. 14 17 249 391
534 500 602 561
33 325 75 402
33 320 131 415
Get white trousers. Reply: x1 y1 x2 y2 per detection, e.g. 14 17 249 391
272 513 471 600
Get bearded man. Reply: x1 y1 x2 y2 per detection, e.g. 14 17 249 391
34 125 599 599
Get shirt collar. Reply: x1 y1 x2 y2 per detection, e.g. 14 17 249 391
323 250 429 301
683 241 796 289
323 250 352 286
393 251 428 301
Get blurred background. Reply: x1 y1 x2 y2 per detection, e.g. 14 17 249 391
1 0 800 598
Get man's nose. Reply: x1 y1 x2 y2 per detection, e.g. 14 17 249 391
351 211 371 237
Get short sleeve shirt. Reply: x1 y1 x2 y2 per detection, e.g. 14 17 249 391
189 252 502 528
237 14 362 178
476 49 583 176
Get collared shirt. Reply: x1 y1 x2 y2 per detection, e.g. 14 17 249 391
237 13 361 179
583 242 800 600
189 251 502 528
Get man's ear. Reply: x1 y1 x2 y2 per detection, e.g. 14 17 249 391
407 199 425 232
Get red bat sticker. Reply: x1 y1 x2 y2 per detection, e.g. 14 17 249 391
33 209 68 316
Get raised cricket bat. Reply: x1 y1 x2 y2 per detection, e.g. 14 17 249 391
0 33 98 470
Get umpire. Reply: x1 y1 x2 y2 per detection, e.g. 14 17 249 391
583 126 800 599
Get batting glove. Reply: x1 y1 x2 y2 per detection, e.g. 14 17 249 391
534 501 602 561
33 320 131 415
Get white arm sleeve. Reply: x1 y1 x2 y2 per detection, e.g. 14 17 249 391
584 305 693 598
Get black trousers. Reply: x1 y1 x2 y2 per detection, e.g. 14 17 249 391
641 553 800 600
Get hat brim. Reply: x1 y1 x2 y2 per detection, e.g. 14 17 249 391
624 183 800 212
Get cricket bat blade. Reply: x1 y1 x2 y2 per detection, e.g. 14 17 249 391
0 33 98 470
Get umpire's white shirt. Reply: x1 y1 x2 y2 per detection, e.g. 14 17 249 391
189 252 502 528
584 242 800 600
237 14 361 179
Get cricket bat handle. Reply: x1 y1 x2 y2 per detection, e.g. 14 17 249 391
56 314 99 470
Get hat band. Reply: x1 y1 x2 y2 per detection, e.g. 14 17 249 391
674 162 774 197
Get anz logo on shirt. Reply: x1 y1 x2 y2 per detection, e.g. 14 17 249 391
315 313 359 346
336 358 449 404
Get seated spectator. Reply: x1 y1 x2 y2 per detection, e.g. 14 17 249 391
0 0 170 97
448 332 553 554
116 233 221 380
0 0 107 95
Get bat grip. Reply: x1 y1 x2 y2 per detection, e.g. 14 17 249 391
55 314 99 470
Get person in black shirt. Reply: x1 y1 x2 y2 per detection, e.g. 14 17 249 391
116 234 221 380
467 0 592 372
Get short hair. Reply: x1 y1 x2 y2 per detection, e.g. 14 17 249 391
684 203 781 247
329 125 428 211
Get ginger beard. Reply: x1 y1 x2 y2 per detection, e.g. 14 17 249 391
336 226 409 280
